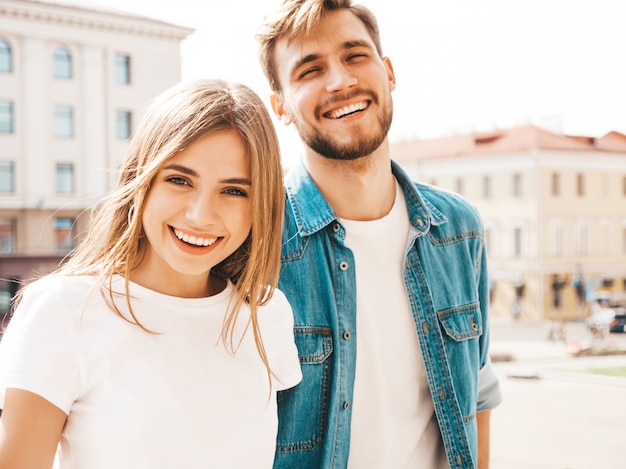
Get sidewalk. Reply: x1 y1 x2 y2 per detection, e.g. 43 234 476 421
489 320 626 469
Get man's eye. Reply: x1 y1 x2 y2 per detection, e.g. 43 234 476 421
299 67 321 79
347 53 367 61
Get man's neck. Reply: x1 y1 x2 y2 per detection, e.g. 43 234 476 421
302 143 396 221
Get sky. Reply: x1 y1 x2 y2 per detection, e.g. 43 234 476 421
68 0 626 161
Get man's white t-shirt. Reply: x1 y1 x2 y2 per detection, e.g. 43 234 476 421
0 275 302 469
342 183 448 468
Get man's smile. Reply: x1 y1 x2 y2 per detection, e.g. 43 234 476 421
324 100 369 119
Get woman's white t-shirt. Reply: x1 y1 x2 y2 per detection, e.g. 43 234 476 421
0 275 302 469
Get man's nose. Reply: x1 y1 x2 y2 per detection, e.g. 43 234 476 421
326 62 358 92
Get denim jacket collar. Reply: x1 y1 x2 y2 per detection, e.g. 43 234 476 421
284 158 448 237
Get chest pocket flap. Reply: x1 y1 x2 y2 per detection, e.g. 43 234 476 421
438 302 482 341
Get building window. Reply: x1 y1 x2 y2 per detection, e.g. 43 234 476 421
599 219 612 256
0 218 15 253
576 173 585 196
511 221 527 258
0 39 12 73
55 218 75 252
115 54 130 84
513 227 522 257
548 219 564 257
0 100 14 133
512 173 522 197
574 220 588 255
455 177 464 195
53 47 72 78
483 175 491 199
0 161 14 193
116 110 132 139
56 163 74 194
54 105 74 138
551 172 560 196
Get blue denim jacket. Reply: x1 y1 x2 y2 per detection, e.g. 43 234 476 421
274 159 501 469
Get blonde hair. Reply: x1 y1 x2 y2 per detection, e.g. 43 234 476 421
59 79 284 376
256 0 383 92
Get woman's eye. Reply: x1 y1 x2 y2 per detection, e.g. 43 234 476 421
224 187 248 197
167 176 189 186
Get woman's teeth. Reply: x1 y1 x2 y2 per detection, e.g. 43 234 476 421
173 228 217 247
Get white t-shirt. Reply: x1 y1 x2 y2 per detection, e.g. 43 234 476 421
342 183 448 468
0 274 302 469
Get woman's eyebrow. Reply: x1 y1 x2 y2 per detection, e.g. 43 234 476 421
162 163 197 176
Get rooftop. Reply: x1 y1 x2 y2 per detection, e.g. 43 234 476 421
391 125 626 161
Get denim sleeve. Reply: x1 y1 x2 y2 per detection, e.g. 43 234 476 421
477 357 502 411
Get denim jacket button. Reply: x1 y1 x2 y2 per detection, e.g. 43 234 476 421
415 217 424 227
343 401 350 409
343 331 351 340
339 261 349 271
422 321 429 334
333 223 341 233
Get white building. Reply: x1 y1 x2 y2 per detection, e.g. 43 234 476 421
0 0 193 311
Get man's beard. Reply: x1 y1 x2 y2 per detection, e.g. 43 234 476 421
292 99 393 161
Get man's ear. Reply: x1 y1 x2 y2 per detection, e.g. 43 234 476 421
383 56 397 92
270 93 293 125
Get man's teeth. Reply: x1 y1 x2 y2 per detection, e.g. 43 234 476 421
173 229 217 247
327 102 367 119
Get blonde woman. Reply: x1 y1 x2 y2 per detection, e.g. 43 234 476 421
0 79 301 469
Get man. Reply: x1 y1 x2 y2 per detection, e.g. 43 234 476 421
256 1 502 468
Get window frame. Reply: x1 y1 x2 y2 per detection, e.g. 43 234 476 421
114 54 131 84
0 38 12 73
116 110 132 140
54 105 74 138
55 217 75 252
53 46 72 79
0 161 14 193
55 162 74 195
0 99 14 133
551 172 560 196
0 217 16 254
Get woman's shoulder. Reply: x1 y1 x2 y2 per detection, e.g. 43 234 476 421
24 274 92 292
20 275 96 307
257 287 294 326
264 287 291 313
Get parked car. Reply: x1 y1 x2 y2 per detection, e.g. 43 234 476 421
609 308 626 333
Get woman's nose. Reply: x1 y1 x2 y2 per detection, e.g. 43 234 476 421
185 193 216 226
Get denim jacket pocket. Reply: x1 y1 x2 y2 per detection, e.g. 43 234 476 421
276 326 333 453
437 302 483 341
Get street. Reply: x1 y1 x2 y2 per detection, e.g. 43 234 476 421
488 318 626 469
